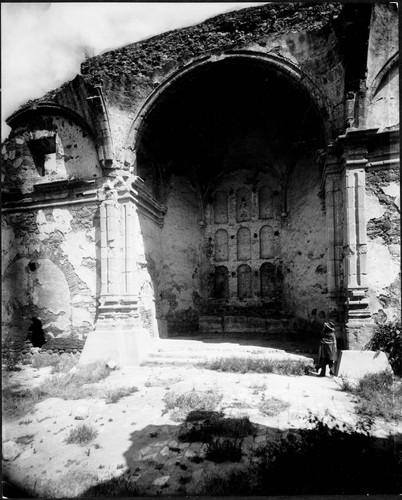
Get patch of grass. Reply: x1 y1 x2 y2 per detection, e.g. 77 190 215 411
205 437 243 462
249 382 267 394
31 469 100 498
65 423 98 446
3 361 112 420
258 397 290 417
163 388 223 422
104 387 138 404
355 372 402 421
14 434 35 446
341 371 402 422
144 375 182 387
197 415 402 495
195 466 250 495
180 412 254 443
3 385 43 419
200 356 312 375
83 474 142 497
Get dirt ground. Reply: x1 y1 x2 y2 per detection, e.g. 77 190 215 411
3 354 401 497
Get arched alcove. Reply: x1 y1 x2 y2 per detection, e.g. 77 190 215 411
214 190 228 224
214 266 229 301
215 229 229 262
237 227 251 261
260 225 274 259
236 187 252 222
237 264 252 300
259 185 273 219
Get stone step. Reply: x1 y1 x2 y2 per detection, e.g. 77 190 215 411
199 315 290 334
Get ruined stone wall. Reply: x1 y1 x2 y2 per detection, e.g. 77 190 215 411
366 3 399 130
80 3 345 165
203 170 283 309
2 204 99 353
281 156 329 323
158 176 203 335
1 114 101 353
365 166 400 324
2 115 102 194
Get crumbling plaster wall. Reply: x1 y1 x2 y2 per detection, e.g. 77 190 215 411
365 167 400 324
365 4 399 130
2 115 102 194
157 176 203 335
80 3 345 165
281 156 329 323
2 205 99 351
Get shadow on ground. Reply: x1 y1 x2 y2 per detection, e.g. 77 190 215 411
79 415 401 497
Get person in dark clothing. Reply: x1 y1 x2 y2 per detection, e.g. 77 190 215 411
317 321 337 377
27 317 46 348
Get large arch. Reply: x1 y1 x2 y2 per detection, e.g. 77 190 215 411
124 51 330 170
131 50 329 336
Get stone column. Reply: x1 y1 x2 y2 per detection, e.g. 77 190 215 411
342 150 371 348
80 176 154 366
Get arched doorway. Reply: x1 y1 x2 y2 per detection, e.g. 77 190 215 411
133 54 327 336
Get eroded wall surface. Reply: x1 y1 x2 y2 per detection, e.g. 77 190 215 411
365 167 400 324
2 205 99 352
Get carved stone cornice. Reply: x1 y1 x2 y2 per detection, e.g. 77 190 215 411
131 177 167 227
1 179 98 213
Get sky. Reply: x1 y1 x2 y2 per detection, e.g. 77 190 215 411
1 2 262 140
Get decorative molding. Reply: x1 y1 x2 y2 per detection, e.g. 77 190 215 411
131 177 167 227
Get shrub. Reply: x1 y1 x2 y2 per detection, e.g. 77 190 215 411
200 356 312 375
2 350 23 371
104 387 138 404
197 415 402 495
65 423 98 446
366 320 401 375
180 413 254 442
258 397 290 416
3 361 113 419
205 437 243 462
163 388 223 422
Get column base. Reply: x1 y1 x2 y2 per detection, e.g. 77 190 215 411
79 327 155 366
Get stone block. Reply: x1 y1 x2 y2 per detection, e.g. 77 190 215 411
79 327 155 366
335 350 392 379
224 316 266 333
199 316 223 333
2 441 22 461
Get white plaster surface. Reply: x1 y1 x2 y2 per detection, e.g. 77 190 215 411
336 350 392 379
365 190 386 221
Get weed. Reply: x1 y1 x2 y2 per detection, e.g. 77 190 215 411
84 474 142 496
258 397 290 416
3 361 112 420
18 419 33 425
206 437 243 462
200 356 312 375
196 466 251 495
180 412 254 443
341 371 401 422
366 320 401 375
163 388 223 422
104 387 138 404
198 415 401 495
249 382 267 394
15 434 35 446
65 423 98 446
339 376 355 392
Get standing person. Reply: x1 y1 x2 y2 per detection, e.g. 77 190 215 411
317 321 337 377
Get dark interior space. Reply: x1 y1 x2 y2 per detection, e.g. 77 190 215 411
136 57 325 201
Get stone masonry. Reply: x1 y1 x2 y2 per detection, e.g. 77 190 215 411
1 3 400 363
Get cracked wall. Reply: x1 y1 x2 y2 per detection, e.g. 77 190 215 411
2 205 99 352
365 167 400 324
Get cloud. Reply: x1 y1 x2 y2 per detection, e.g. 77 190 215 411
1 2 261 140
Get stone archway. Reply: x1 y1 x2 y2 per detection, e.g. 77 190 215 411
132 52 328 336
